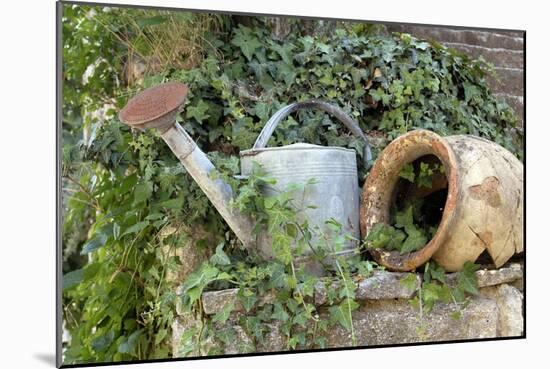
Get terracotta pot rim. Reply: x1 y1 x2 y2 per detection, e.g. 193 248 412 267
360 129 459 272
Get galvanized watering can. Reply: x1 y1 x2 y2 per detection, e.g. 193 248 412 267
119 82 371 264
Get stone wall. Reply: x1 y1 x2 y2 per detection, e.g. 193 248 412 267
171 263 524 357
386 25 525 126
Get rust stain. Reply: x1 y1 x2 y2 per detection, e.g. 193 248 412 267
468 176 502 207
119 82 188 126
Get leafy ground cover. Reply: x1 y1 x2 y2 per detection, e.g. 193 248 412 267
61 6 522 363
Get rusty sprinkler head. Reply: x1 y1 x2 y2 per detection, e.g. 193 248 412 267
119 82 188 132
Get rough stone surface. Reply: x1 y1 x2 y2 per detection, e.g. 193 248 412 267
171 313 204 357
200 288 276 315
480 284 524 336
313 271 420 306
445 263 523 288
356 271 421 300
511 277 524 292
200 264 523 315
476 263 523 287
172 264 523 357
171 294 501 356
323 296 498 347
160 224 213 285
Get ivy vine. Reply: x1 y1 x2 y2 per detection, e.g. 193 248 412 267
62 6 519 363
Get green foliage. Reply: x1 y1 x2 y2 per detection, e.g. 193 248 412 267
365 204 428 254
175 166 374 353
62 6 522 363
365 159 446 254
400 261 480 317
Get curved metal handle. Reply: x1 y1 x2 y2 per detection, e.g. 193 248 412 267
252 100 372 162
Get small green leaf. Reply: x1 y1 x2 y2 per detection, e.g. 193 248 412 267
399 273 418 292
80 233 108 254
400 228 427 254
212 302 235 324
154 329 168 345
450 310 462 320
457 261 479 295
238 288 258 312
272 302 289 321
134 181 153 204
186 100 210 124
210 243 231 266
399 163 415 182
231 26 262 61
63 268 84 290
160 197 184 210
122 221 149 237
429 263 446 283
328 298 359 331
92 330 115 352
118 329 143 355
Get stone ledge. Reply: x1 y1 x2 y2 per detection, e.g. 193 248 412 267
172 290 520 357
172 264 524 357
194 263 523 316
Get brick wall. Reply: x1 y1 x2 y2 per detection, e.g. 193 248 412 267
386 25 525 126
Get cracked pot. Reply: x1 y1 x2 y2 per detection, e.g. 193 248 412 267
360 130 523 272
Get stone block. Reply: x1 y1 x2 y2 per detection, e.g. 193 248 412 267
386 25 524 51
323 295 499 348
480 284 524 336
173 264 523 357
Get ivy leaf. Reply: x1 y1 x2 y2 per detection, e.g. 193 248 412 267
231 26 262 61
91 330 115 353
421 282 441 312
212 302 235 324
80 233 108 254
210 243 231 266
457 261 479 295
365 223 406 250
394 206 414 231
268 264 287 289
400 227 427 254
63 268 84 290
186 100 210 124
429 263 446 283
270 42 295 65
328 298 359 331
238 288 258 312
399 273 418 292
181 263 226 305
232 117 257 150
122 221 149 237
417 162 434 188
272 302 290 321
292 311 309 328
118 329 143 355
133 181 153 204
216 327 236 345
399 163 415 182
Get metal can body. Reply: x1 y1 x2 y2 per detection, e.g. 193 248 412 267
240 143 360 261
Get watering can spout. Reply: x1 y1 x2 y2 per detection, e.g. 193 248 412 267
119 82 257 250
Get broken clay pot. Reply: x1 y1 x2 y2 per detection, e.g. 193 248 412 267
360 129 523 272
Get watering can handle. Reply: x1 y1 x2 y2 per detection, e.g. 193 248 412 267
252 100 372 162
